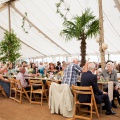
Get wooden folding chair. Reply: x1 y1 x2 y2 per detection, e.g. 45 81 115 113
29 80 48 105
0 85 8 98
71 85 99 120
8 78 16 100
14 79 30 104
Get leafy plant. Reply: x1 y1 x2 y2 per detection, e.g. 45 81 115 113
21 12 32 33
0 30 21 63
55 0 70 21
60 8 99 66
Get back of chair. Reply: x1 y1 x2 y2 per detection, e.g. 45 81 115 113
8 78 16 88
15 79 22 91
72 85 92 94
71 85 99 119
46 80 52 89
29 80 44 91
72 85 93 103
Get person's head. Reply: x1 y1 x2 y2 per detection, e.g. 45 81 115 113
62 64 67 70
106 62 114 72
62 61 66 65
49 63 55 70
8 63 13 69
72 58 79 64
31 63 35 69
57 61 61 66
40 62 43 65
22 61 27 67
19 67 26 74
88 62 96 73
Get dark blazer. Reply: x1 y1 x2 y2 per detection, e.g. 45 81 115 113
55 66 62 71
79 71 103 104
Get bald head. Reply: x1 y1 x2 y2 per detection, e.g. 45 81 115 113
88 63 95 72
72 58 79 64
19 67 26 74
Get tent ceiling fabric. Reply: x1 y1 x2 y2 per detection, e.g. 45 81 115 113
0 0 120 58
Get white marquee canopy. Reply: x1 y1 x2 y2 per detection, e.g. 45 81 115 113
0 0 120 59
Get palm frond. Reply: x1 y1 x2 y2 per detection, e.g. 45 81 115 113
60 8 99 41
86 19 99 38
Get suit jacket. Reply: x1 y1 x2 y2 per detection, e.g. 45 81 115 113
79 71 103 104
55 66 62 71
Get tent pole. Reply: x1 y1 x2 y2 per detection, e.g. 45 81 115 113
8 2 11 33
0 3 7 12
98 0 105 70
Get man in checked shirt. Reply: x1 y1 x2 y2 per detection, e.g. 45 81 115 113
62 58 83 86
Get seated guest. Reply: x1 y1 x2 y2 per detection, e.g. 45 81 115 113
46 63 57 78
101 62 120 108
79 63 116 115
62 58 82 86
21 61 28 67
57 64 67 80
31 63 39 74
55 61 62 73
21 61 28 74
38 62 44 76
0 65 10 97
7 63 16 76
16 67 29 89
16 67 38 90
62 61 66 66
15 63 20 73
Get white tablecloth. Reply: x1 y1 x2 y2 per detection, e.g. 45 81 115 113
108 81 113 101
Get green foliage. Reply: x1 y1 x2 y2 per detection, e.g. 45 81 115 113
0 30 21 63
21 12 32 34
60 8 99 40
55 0 70 21
60 8 99 66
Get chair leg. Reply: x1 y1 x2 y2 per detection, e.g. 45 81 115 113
1 88 8 98
20 92 22 104
41 94 43 106
23 89 30 102
93 100 99 118
73 103 76 120
15 91 17 100
90 105 92 120
30 92 32 105
99 103 102 114
44 92 48 101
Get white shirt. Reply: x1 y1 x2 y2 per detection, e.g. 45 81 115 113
16 72 28 89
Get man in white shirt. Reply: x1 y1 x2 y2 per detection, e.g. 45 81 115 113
16 67 28 89
16 67 37 89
